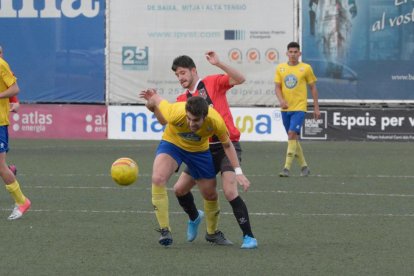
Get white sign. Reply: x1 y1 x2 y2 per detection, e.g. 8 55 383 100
108 105 287 141
107 0 295 106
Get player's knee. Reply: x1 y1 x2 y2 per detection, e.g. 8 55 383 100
223 188 238 201
201 189 218 201
173 184 188 196
151 174 168 185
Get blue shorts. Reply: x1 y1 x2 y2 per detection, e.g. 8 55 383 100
156 140 215 180
281 111 305 134
0 126 9 153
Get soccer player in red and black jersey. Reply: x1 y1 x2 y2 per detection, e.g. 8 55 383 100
171 52 257 249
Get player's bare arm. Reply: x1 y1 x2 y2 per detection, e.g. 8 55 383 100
205 50 245 86
275 83 288 109
0 83 19 99
309 83 320 119
222 140 250 192
139 89 167 124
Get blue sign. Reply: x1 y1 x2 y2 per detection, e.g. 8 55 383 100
0 0 105 103
302 0 414 101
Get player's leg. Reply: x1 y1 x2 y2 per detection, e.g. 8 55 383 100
197 178 218 233
289 112 309 176
151 153 177 228
295 141 310 176
174 171 198 220
280 112 305 176
8 164 17 175
280 112 293 176
282 132 298 174
219 142 257 248
197 178 232 245
187 150 232 245
152 141 182 246
173 171 203 242
0 126 30 220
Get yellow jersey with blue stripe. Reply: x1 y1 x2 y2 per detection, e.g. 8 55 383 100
274 62 317 112
158 100 230 152
0 58 15 126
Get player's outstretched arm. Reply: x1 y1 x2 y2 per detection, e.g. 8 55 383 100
222 140 250 192
205 50 245 86
139 89 167 124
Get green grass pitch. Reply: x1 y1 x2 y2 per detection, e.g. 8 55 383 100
1 139 414 275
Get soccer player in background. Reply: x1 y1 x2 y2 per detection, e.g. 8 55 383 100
274 42 320 177
0 45 31 220
0 46 20 175
171 52 257 249
139 89 250 247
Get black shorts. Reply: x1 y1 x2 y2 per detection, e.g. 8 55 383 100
183 141 242 176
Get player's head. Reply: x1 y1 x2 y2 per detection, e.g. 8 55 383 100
0 46 3 58
172 55 198 90
286 41 301 64
185 96 209 132
287 41 300 50
172 55 196 71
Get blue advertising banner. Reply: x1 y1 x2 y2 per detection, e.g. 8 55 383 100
0 0 105 103
302 0 414 101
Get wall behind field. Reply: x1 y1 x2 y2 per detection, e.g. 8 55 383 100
2 0 413 105
2 1 413 141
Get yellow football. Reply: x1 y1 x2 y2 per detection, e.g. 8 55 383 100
110 157 139 186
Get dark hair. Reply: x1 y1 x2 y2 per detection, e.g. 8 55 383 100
185 96 209 118
171 55 196 71
287 41 300 50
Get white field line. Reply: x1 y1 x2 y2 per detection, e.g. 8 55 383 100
20 185 414 198
15 173 414 179
1 208 414 218
5 174 414 217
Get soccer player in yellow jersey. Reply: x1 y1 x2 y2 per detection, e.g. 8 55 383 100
274 42 320 177
0 48 31 220
139 89 250 247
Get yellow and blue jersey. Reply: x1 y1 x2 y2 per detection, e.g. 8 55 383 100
0 58 15 126
274 62 317 112
158 100 230 152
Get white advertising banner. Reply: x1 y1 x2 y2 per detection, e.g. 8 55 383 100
107 0 295 106
108 106 287 141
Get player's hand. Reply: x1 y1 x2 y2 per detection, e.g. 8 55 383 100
139 89 158 112
139 88 157 101
205 51 219 66
10 102 20 113
279 99 288 109
236 174 250 192
313 107 321 120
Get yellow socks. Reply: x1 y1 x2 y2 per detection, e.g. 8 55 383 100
295 141 308 168
152 184 169 230
5 181 26 205
204 199 220 235
284 140 297 170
